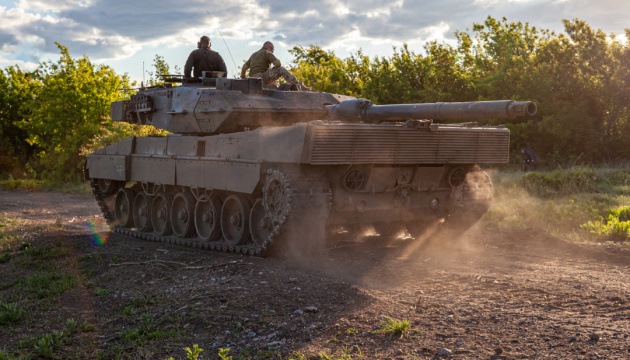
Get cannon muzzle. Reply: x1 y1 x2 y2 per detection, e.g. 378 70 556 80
325 99 537 123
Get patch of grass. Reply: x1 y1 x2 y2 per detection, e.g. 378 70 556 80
217 348 232 360
0 302 26 325
93 287 111 296
21 272 78 299
373 317 416 339
0 216 24 249
0 176 91 194
80 320 95 332
0 177 45 191
581 205 630 241
185 344 204 360
64 318 79 336
119 314 183 345
486 169 630 243
21 243 70 261
520 168 630 198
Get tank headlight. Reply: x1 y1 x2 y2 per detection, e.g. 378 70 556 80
430 198 440 209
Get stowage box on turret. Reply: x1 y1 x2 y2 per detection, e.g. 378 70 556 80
85 75 536 255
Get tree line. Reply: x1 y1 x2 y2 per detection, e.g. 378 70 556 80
1 17 629 183
291 17 630 167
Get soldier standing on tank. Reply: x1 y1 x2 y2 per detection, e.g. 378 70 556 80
184 36 228 78
241 41 310 90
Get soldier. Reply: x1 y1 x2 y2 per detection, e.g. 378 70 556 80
521 148 538 171
241 41 310 90
184 36 228 78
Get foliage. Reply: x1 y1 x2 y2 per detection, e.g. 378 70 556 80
218 348 232 360
373 316 415 338
582 205 630 240
487 168 630 243
0 176 44 190
291 17 630 167
521 168 630 197
185 344 204 360
0 66 40 178
145 54 180 86
521 170 596 197
1 17 630 182
18 43 132 182
0 303 26 325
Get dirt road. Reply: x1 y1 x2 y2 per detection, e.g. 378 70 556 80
1 190 629 359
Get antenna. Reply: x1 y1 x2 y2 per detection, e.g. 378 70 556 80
206 12 238 77
142 61 145 84
218 28 238 78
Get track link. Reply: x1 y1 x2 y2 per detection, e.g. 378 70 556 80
89 173 332 257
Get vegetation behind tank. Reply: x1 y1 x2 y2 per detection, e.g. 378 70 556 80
2 17 630 184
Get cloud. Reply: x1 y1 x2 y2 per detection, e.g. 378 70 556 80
0 54 40 71
1 0 629 79
0 31 18 49
17 0 89 12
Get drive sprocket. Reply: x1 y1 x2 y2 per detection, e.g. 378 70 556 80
262 169 292 225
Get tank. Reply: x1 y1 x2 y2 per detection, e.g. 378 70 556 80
85 75 536 255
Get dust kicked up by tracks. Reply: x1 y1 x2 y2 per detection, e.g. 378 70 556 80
1 189 629 359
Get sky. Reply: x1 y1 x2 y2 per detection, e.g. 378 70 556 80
0 0 628 83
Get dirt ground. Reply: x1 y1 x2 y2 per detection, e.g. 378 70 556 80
1 189 629 359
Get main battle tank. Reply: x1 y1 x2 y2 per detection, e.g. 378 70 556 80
85 74 536 255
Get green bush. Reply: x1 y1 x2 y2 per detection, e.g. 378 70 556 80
521 170 596 197
521 169 630 198
581 205 630 241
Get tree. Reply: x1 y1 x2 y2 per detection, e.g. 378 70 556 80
0 67 40 176
145 54 180 86
22 42 132 182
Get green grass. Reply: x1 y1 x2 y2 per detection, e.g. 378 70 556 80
485 168 630 243
119 314 184 345
0 177 45 191
21 272 78 299
0 216 24 250
0 176 91 195
0 303 26 325
373 317 416 339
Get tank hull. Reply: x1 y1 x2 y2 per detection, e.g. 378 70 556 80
86 120 502 255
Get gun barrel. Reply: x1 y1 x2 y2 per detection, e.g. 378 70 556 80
326 100 537 123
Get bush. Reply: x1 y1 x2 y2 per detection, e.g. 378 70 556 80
521 170 596 197
581 205 630 241
521 169 630 198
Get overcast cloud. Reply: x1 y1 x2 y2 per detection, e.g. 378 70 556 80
0 0 628 79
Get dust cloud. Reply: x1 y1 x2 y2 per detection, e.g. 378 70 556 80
277 212 484 289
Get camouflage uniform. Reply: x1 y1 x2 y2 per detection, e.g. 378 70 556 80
243 47 297 85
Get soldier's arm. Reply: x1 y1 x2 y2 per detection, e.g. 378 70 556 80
184 51 195 77
268 52 281 68
240 60 250 78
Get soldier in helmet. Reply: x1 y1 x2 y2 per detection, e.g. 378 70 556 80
184 36 228 78
241 41 310 90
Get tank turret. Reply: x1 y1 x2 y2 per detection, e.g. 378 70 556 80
112 77 535 134
89 75 537 257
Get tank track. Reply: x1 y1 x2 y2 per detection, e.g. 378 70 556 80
90 171 332 257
